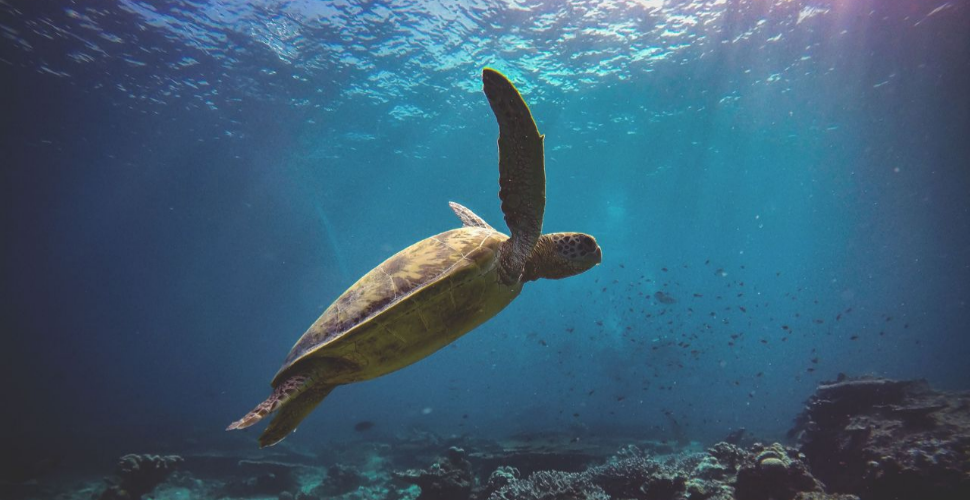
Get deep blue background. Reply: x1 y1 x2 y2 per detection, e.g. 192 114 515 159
2 0 968 473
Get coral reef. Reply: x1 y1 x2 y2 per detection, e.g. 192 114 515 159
220 459 306 497
684 443 744 500
98 454 183 500
488 470 610 500
791 494 860 500
474 466 521 500
790 375 970 500
584 445 691 499
41 378 969 500
392 446 474 500
405 440 845 500
734 443 824 500
311 463 366 497
468 433 605 476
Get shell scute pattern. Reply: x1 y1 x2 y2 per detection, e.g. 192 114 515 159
278 227 503 373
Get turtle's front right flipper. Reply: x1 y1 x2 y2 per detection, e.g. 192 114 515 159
483 68 546 285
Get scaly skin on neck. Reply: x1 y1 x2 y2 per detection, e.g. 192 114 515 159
522 235 569 282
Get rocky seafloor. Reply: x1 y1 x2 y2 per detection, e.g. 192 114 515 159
4 376 968 500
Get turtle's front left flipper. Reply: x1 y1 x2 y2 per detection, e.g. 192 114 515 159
483 68 545 285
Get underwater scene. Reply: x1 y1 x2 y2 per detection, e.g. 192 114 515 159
2 0 969 499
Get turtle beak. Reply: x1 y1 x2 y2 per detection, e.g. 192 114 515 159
582 235 602 266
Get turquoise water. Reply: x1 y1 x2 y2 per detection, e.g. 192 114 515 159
2 0 968 480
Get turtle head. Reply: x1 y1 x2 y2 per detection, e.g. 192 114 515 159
522 232 602 282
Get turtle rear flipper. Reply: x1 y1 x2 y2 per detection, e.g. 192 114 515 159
227 374 311 431
259 383 335 447
227 374 335 447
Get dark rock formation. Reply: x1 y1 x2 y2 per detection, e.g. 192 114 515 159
791 375 970 500
98 454 183 500
393 446 474 500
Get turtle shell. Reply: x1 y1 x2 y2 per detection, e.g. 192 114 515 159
272 226 523 387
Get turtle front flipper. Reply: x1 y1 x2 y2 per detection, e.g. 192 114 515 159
483 68 545 285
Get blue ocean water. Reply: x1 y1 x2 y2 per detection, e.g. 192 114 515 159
2 0 968 485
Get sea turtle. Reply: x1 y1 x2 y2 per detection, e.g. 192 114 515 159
228 68 602 447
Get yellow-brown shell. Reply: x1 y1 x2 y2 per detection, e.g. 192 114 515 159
272 226 522 387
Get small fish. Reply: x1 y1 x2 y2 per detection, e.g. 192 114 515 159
354 421 376 432
850 335 859 340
